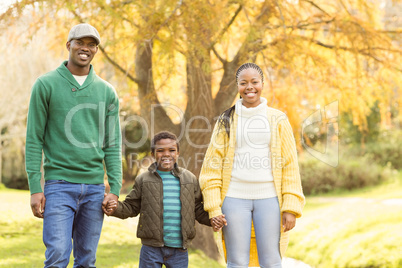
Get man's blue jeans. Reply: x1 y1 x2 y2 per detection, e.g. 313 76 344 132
222 196 282 268
43 180 105 268
139 245 188 268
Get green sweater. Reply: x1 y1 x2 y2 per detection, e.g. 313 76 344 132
25 61 122 196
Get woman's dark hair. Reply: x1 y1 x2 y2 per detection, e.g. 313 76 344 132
151 131 179 153
217 63 264 137
235 62 264 84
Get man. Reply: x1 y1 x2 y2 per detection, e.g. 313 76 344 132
25 23 122 267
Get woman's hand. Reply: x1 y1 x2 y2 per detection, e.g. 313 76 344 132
210 214 227 232
282 212 296 232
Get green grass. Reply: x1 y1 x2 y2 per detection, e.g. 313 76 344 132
0 189 224 268
286 172 402 268
1 173 401 267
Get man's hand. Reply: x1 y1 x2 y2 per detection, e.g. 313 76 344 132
282 212 296 232
102 193 118 216
103 200 118 216
31 192 46 218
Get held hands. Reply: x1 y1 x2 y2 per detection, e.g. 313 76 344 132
282 212 296 232
210 214 227 232
30 192 46 218
103 200 117 216
102 193 118 216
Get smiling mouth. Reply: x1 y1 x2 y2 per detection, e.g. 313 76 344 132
245 92 257 97
79 53 89 60
161 158 172 164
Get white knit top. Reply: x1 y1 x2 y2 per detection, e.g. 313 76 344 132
226 97 277 199
73 74 88 86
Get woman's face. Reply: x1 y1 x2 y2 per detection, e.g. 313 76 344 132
237 68 263 108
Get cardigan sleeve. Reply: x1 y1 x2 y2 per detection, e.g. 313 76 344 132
199 122 227 218
194 175 212 226
279 117 305 218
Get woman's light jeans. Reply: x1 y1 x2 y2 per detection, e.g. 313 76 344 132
222 196 282 268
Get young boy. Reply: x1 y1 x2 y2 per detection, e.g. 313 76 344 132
104 131 223 268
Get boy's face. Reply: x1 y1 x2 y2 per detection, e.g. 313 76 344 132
152 138 179 172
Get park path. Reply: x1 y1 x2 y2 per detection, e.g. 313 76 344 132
286 193 402 268
312 196 402 205
243 196 401 268
282 257 312 268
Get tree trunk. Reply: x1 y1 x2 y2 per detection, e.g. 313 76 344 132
179 54 221 259
135 42 222 259
135 40 180 136
131 4 275 258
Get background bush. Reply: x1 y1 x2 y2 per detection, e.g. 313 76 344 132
299 142 397 195
365 130 402 170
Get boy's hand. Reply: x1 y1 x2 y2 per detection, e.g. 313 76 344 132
102 193 118 216
103 200 118 216
210 214 227 232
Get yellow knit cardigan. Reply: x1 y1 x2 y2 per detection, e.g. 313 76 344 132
199 106 305 266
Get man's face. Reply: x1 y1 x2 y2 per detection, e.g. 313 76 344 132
152 138 179 172
66 37 98 69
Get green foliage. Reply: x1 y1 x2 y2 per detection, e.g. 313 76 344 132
365 130 402 170
1 137 28 190
300 154 388 195
300 128 402 196
122 111 150 156
121 112 151 184
340 101 382 145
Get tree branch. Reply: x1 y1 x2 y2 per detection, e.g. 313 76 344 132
275 0 287 35
379 30 402 34
0 0 41 27
91 0 139 29
208 4 242 49
338 0 353 17
146 0 183 42
300 0 331 17
212 46 226 64
213 2 274 111
68 9 140 84
298 36 402 72
262 18 335 31
98 46 140 84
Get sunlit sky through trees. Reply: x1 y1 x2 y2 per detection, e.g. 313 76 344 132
0 0 17 13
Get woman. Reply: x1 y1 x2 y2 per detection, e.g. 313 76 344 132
200 63 305 268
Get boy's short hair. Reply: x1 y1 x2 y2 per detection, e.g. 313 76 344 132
151 131 179 153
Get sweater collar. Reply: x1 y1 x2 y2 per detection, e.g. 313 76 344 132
148 162 182 177
56 60 95 89
235 97 268 118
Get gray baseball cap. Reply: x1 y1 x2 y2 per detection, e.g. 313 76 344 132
68 23 101 45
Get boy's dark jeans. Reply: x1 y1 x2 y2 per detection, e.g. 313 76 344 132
139 244 188 268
